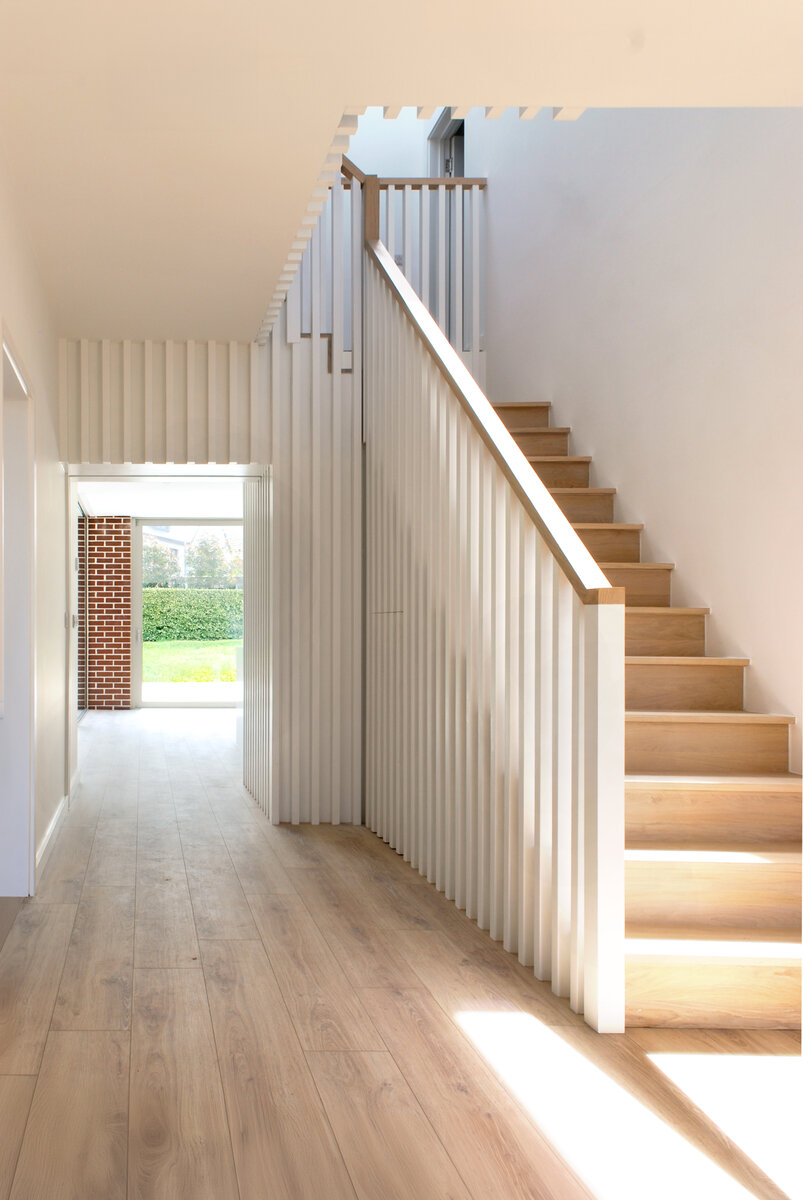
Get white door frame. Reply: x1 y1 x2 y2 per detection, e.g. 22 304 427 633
1 330 38 896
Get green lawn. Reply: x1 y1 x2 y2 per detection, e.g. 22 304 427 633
142 639 242 683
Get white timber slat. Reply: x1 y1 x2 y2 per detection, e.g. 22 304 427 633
310 222 322 824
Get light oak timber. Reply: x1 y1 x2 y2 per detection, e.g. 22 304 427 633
574 523 642 563
200 939 358 1200
33 823 94 904
527 455 590 487
625 852 801 935
358 986 594 1200
128 968 239 1200
0 1077 35 1200
493 401 552 429
626 711 793 774
134 860 200 969
625 947 801 1029
0 904 76 1074
626 607 708 656
307 1050 472 1200
504 427 570 455
625 656 747 712
555 1024 794 1200
220 821 296 894
288 869 424 989
84 820 137 888
0 899 23 955
259 822 331 869
9 1031 128 1200
183 861 259 940
52 886 135 1030
550 487 616 523
625 773 803 847
392 928 584 1026
599 563 674 606
135 821 183 862
626 1028 802 1055
247 892 384 1052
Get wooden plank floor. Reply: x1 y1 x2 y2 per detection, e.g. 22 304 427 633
0 709 798 1200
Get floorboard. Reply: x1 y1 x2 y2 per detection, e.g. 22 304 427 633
0 711 795 1200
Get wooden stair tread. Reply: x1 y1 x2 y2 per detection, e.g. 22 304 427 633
574 523 644 531
626 772 802 791
528 454 591 463
600 562 674 570
625 848 802 865
550 487 616 495
507 425 571 434
626 606 709 615
626 937 802 962
626 711 795 726
626 656 750 667
494 402 551 410
627 923 802 944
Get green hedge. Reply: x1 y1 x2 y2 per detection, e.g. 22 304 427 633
142 588 243 642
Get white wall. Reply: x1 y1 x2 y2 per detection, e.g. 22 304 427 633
466 107 803 770
348 108 431 177
0 153 67 886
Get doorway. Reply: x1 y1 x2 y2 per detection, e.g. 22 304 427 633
134 520 244 707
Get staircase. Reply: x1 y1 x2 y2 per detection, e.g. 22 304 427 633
495 401 803 1029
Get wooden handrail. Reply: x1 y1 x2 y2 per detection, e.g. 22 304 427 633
366 238 623 607
340 155 367 184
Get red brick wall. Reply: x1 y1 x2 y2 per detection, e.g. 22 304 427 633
87 516 132 709
77 513 88 711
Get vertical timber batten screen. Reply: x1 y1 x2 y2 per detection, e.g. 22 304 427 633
363 243 626 1033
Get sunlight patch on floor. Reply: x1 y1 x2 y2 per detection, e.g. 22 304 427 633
456 1011 759 1200
646 1051 802 1200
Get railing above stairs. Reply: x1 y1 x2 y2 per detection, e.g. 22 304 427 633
358 181 626 1034
273 157 626 1031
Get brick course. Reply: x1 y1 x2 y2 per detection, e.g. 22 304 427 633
87 516 132 710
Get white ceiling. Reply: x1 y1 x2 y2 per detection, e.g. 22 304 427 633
77 478 244 519
2 1 802 342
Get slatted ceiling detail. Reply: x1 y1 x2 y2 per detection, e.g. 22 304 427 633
58 338 268 465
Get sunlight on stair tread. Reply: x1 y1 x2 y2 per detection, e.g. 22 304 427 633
456 1011 763 1200
646 1052 802 1200
625 849 802 865
626 939 802 959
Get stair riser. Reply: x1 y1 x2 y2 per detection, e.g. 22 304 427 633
513 430 569 455
626 960 801 1028
552 492 615 522
604 567 672 606
625 611 706 655
578 528 641 563
626 787 803 847
626 663 744 711
626 862 802 934
530 460 590 487
495 405 551 430
626 720 789 774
